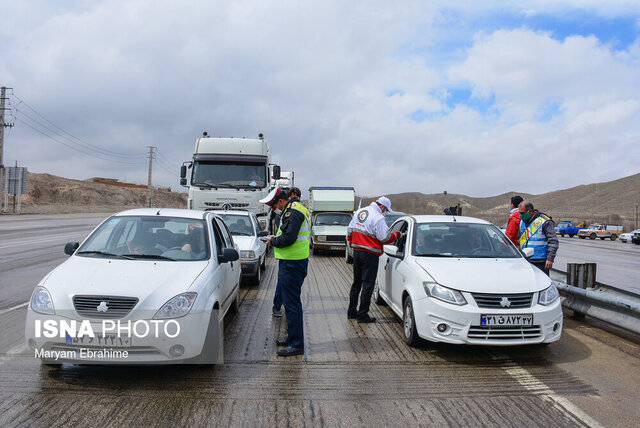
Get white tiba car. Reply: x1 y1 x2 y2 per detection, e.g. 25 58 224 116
213 210 268 285
25 208 241 365
374 215 562 346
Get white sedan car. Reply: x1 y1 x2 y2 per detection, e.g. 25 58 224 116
25 208 241 365
374 215 562 346
213 210 268 284
619 229 640 243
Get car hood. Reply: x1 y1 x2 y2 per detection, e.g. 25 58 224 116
41 256 209 310
312 225 348 235
413 257 549 293
231 235 257 251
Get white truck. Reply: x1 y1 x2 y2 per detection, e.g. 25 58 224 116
180 132 282 231
308 187 355 255
577 223 623 241
274 171 294 189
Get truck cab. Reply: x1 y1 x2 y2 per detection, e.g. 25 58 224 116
308 187 355 255
181 132 281 231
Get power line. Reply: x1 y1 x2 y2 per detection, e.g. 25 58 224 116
15 117 147 165
11 93 148 159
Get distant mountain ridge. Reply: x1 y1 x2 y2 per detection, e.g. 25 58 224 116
358 172 640 230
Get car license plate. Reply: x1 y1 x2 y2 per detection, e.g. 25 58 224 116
70 333 132 348
481 314 533 327
330 246 342 250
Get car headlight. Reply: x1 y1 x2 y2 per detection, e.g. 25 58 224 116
317 235 326 242
423 282 467 305
154 292 197 319
30 286 55 315
538 284 559 305
241 250 257 260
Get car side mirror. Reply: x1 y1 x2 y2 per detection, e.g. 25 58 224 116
272 165 281 180
257 230 268 237
218 248 239 263
383 244 402 258
64 242 79 255
522 247 534 259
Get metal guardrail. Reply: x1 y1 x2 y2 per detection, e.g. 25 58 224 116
553 280 640 335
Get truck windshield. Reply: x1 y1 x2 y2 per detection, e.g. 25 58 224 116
192 162 267 188
557 222 570 227
314 213 352 226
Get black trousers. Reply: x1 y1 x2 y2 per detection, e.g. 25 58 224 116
348 250 380 317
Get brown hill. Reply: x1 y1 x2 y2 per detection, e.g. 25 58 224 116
359 172 640 230
3 172 187 214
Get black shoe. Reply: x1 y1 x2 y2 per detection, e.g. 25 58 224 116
357 315 376 323
277 346 304 357
276 339 288 346
347 311 358 319
272 306 283 317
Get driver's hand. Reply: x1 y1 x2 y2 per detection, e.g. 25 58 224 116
545 260 553 270
181 243 192 253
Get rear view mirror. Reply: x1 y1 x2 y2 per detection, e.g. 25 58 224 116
272 165 281 180
218 248 239 263
64 242 79 256
383 245 402 258
522 248 534 259
180 165 187 179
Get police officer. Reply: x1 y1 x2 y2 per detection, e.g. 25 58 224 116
518 200 558 276
262 187 311 356
347 196 402 323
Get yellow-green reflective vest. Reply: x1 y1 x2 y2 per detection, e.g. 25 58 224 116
274 201 311 260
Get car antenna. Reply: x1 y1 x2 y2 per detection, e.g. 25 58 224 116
156 209 161 215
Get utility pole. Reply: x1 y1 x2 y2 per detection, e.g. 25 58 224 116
1 86 14 213
147 146 155 208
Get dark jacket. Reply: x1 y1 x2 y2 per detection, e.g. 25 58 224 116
522 211 559 262
271 198 306 248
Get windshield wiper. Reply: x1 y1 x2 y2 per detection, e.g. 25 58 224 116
76 251 133 260
120 254 177 261
416 253 453 257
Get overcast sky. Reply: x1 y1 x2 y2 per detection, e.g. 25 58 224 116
1 0 639 198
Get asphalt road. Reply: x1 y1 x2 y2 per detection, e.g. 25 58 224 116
554 236 640 294
1 214 639 427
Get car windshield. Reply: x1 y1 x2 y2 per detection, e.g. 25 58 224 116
314 213 352 226
385 213 406 227
191 161 267 189
218 214 255 236
77 216 209 261
412 222 521 258
557 222 570 227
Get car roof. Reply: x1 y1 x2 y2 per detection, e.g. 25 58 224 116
113 208 208 220
409 215 492 225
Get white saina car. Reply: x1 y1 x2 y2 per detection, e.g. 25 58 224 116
25 208 241 365
374 215 562 346
213 210 268 285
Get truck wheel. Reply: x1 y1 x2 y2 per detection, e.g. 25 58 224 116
610 234 617 241
560 231 565 237
569 234 574 238
589 233 596 240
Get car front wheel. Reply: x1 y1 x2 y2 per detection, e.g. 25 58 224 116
403 297 420 347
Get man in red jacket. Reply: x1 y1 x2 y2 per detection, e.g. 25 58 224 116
506 195 523 246
347 197 402 323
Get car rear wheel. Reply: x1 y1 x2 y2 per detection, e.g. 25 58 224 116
610 234 617 241
589 233 596 240
403 297 420 347
560 231 565 237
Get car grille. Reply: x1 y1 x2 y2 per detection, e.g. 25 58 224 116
468 326 542 340
203 202 250 208
471 292 533 309
73 295 139 319
325 235 346 243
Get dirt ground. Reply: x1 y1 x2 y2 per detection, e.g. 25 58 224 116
1 172 187 214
